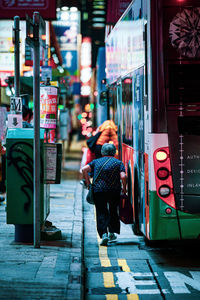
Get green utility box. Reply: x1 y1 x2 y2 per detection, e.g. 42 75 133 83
6 128 50 226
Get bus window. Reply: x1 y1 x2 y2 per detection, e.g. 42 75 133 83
169 64 200 104
110 86 118 125
122 78 133 146
113 87 118 125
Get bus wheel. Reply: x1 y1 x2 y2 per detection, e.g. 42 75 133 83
132 169 141 236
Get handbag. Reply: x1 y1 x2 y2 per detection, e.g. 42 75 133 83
86 157 112 205
86 184 95 204
86 131 101 152
119 193 133 224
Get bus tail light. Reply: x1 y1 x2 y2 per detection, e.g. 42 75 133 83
157 167 169 180
156 150 168 162
159 185 171 197
154 147 176 209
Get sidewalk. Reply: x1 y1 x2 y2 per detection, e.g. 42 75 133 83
0 139 84 300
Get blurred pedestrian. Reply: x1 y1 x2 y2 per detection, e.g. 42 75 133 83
81 143 126 246
22 105 33 128
94 120 118 158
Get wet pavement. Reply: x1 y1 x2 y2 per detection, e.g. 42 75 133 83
0 141 84 300
84 194 200 300
1 139 200 300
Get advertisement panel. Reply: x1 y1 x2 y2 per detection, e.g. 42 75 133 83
80 37 92 97
106 17 144 85
40 85 58 129
52 11 80 82
0 0 56 20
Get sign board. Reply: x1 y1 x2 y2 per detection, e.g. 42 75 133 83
80 37 92 97
0 70 14 87
8 114 22 128
61 50 78 74
41 66 52 81
44 143 62 184
106 0 131 24
44 143 57 182
0 0 56 20
10 96 22 113
52 15 80 83
0 37 14 52
0 53 14 71
40 85 58 129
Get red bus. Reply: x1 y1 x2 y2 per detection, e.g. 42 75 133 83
106 0 200 240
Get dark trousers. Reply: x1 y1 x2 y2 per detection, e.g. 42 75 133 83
94 191 120 238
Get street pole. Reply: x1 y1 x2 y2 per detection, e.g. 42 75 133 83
33 12 41 248
14 16 20 97
106 89 110 120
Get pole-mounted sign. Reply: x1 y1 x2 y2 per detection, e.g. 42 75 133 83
8 16 23 129
25 12 46 249
10 96 22 113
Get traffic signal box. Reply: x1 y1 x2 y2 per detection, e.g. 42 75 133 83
6 128 62 242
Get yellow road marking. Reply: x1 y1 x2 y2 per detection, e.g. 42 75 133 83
118 259 130 272
106 295 118 300
100 258 111 267
99 241 111 267
95 209 112 267
103 272 115 287
94 208 118 298
127 295 139 300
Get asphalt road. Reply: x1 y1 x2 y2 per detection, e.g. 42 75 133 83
83 188 200 300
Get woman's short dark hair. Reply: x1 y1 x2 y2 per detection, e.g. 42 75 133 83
101 143 116 157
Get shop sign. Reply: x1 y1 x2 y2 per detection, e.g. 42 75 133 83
0 70 14 87
0 53 14 71
0 38 14 52
80 37 92 97
0 0 56 20
106 0 132 24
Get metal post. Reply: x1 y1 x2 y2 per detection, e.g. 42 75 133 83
44 44 48 67
106 89 110 120
33 12 40 248
14 16 20 97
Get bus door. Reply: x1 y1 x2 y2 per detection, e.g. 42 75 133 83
133 67 145 232
117 81 122 160
167 64 200 215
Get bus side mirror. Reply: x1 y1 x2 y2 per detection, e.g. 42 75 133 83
100 91 108 106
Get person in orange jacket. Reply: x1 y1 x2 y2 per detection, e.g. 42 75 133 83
94 120 118 158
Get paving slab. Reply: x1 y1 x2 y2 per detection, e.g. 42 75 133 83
0 143 84 300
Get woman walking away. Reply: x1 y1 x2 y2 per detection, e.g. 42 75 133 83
82 143 127 246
